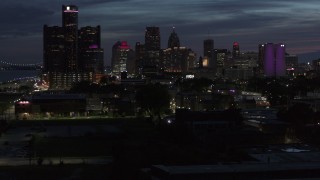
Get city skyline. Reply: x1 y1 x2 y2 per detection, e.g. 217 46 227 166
43 5 104 89
1 0 320 64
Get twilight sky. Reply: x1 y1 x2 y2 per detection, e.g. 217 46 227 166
1 0 320 65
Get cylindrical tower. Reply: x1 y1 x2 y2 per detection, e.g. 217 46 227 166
62 5 79 72
263 43 275 77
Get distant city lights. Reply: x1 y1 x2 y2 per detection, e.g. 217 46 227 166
18 101 30 105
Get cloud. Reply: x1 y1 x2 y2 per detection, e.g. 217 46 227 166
0 0 320 63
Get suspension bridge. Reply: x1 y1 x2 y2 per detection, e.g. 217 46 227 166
0 60 42 70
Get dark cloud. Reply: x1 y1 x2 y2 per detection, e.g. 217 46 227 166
0 4 55 40
0 0 319 64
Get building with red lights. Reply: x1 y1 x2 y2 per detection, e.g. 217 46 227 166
161 47 196 73
79 26 104 81
62 5 79 73
232 42 240 58
168 28 180 49
111 41 134 77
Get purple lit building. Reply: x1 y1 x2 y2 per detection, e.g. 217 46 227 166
263 43 286 77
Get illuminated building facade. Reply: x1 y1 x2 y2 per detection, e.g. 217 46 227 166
213 49 229 76
111 41 133 77
223 52 257 80
160 29 195 73
201 56 209 68
257 44 265 76
79 26 104 81
43 26 64 73
161 47 195 73
145 27 160 51
79 26 101 49
43 5 104 89
214 49 229 68
263 43 286 77
313 59 320 72
80 48 104 79
285 54 298 74
232 42 240 58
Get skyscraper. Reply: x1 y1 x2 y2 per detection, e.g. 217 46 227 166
203 39 214 68
161 47 195 73
43 5 104 89
111 41 132 76
232 42 240 58
78 26 104 77
43 25 64 73
263 43 285 77
213 49 229 76
62 5 79 72
168 27 180 49
43 25 65 88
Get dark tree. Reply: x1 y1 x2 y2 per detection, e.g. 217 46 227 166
18 85 33 94
280 103 314 125
278 103 314 139
176 77 213 92
135 83 170 121
69 81 100 94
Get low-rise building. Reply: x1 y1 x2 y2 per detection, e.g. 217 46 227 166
15 93 86 120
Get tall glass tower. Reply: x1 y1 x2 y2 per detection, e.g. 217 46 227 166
43 5 104 89
232 42 240 58
62 5 79 72
263 43 285 77
145 27 160 51
111 41 131 76
144 27 161 67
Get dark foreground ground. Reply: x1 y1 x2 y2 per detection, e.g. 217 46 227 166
0 117 293 179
